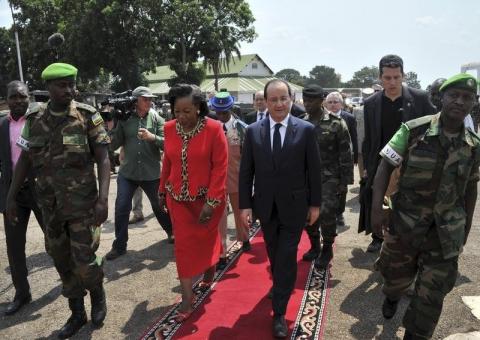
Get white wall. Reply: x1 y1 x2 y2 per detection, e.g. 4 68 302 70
239 56 272 77
238 92 254 104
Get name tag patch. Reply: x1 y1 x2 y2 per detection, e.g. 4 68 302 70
380 144 403 166
91 113 104 126
16 135 29 150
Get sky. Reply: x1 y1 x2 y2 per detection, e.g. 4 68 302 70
1 0 480 88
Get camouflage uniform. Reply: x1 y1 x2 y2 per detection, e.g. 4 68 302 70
18 100 110 298
376 113 480 338
304 112 353 244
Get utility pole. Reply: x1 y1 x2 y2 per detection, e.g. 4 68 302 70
9 2 24 82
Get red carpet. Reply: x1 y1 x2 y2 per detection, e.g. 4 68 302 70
141 226 332 340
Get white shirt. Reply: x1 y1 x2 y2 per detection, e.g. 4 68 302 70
464 114 475 131
224 115 235 131
257 111 267 121
269 114 289 149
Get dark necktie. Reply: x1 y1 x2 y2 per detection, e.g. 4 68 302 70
259 112 264 121
273 123 282 159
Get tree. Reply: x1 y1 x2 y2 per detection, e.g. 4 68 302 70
344 66 379 88
0 27 17 98
306 65 341 88
404 71 421 89
200 0 256 91
275 68 305 86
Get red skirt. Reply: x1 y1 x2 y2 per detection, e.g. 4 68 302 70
167 196 224 278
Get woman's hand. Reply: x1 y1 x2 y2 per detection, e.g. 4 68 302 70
198 203 214 224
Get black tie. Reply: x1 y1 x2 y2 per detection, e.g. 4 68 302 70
273 123 282 159
259 112 264 121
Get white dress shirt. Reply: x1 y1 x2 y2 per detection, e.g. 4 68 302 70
269 114 289 149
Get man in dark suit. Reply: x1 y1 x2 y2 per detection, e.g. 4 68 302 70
239 79 322 338
325 91 358 228
0 81 44 315
244 90 268 124
361 54 436 252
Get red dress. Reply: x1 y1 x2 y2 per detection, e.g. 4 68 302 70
159 117 228 278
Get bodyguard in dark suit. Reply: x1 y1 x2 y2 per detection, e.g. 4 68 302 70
361 55 436 252
239 79 322 338
1 81 44 315
244 90 268 124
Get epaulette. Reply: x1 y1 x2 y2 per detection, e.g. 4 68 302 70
236 119 248 128
25 102 45 118
75 101 97 114
405 114 435 130
467 128 480 144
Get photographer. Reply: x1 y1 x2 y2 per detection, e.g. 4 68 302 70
106 86 173 260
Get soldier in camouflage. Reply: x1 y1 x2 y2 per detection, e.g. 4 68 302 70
302 84 353 269
6 63 110 339
371 73 480 340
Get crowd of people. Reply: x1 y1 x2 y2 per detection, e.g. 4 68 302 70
1 53 479 340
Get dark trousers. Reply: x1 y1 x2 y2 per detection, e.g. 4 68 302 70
336 191 347 216
261 204 303 316
3 183 44 298
113 173 172 251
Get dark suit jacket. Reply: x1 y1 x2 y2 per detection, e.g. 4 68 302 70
0 116 13 212
359 85 436 233
239 115 322 226
339 110 358 164
245 110 268 125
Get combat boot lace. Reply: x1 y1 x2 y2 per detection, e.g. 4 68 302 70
90 286 107 326
58 298 87 339
314 243 333 269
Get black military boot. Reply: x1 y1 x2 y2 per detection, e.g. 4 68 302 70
302 235 321 261
314 242 333 269
58 298 87 339
90 285 107 326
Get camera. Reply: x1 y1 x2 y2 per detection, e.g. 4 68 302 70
101 90 137 121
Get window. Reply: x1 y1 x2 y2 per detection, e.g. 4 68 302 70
252 62 258 69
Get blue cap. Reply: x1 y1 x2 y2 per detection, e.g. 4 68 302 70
210 91 235 111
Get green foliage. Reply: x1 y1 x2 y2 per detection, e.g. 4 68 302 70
5 0 255 93
405 71 421 89
167 64 206 87
275 68 305 86
306 65 341 88
344 66 379 88
0 27 17 98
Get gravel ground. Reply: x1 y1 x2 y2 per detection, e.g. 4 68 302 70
0 170 479 339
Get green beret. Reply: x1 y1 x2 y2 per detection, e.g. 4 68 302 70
440 73 478 93
41 63 78 81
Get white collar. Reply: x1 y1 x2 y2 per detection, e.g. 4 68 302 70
269 113 289 129
224 115 235 130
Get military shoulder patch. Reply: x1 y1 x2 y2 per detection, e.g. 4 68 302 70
405 114 435 130
75 101 97 113
16 135 29 151
91 112 104 126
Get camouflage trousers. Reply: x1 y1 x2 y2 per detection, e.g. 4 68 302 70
305 179 338 244
43 209 104 299
375 226 458 339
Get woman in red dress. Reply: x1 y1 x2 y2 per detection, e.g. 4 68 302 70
158 84 228 321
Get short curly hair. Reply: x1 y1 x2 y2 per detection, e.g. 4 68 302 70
168 84 209 117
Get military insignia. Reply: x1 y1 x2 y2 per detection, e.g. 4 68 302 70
467 79 475 88
63 134 87 145
91 112 104 126
16 135 29 151
380 144 403 166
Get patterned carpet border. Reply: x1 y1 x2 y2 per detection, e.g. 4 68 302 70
139 223 262 340
290 251 333 340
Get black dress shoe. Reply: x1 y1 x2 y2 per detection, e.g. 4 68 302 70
367 238 383 253
382 297 399 319
4 294 32 316
242 240 251 251
272 314 288 338
105 248 126 260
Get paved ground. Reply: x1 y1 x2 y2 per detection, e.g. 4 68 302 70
0 170 479 339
